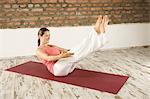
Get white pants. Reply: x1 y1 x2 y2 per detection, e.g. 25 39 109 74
53 27 108 76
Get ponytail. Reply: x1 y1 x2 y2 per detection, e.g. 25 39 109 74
38 38 40 46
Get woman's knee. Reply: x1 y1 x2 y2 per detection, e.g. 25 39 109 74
53 69 69 76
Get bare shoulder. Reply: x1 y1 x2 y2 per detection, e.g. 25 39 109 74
36 46 45 55
36 47 45 59
36 46 43 52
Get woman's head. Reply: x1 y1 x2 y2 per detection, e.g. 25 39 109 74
38 28 50 46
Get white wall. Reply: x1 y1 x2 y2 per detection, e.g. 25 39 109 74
0 23 149 58
104 23 150 49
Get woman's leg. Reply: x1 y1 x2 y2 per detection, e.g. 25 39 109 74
70 15 109 61
53 15 109 76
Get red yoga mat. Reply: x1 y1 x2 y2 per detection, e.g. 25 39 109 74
6 61 128 94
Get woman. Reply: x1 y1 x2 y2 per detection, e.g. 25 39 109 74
36 15 109 76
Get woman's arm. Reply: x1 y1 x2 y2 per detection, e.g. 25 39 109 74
36 49 62 61
51 45 70 52
36 49 74 61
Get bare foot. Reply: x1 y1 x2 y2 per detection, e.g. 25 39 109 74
100 15 106 33
94 15 102 34
99 16 105 34
103 15 109 33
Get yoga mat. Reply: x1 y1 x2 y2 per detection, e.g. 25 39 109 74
6 61 128 94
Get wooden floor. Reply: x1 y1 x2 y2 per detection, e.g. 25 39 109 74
0 46 150 99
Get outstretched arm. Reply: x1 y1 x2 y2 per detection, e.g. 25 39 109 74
36 48 74 62
36 49 62 61
51 45 70 52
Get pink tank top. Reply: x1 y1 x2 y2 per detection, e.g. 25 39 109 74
41 46 60 74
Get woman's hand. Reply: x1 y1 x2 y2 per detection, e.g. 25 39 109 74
61 49 70 53
59 51 74 58
63 52 74 58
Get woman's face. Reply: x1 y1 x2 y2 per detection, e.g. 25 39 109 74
40 31 50 44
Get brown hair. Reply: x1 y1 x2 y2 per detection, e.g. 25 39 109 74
38 28 49 46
